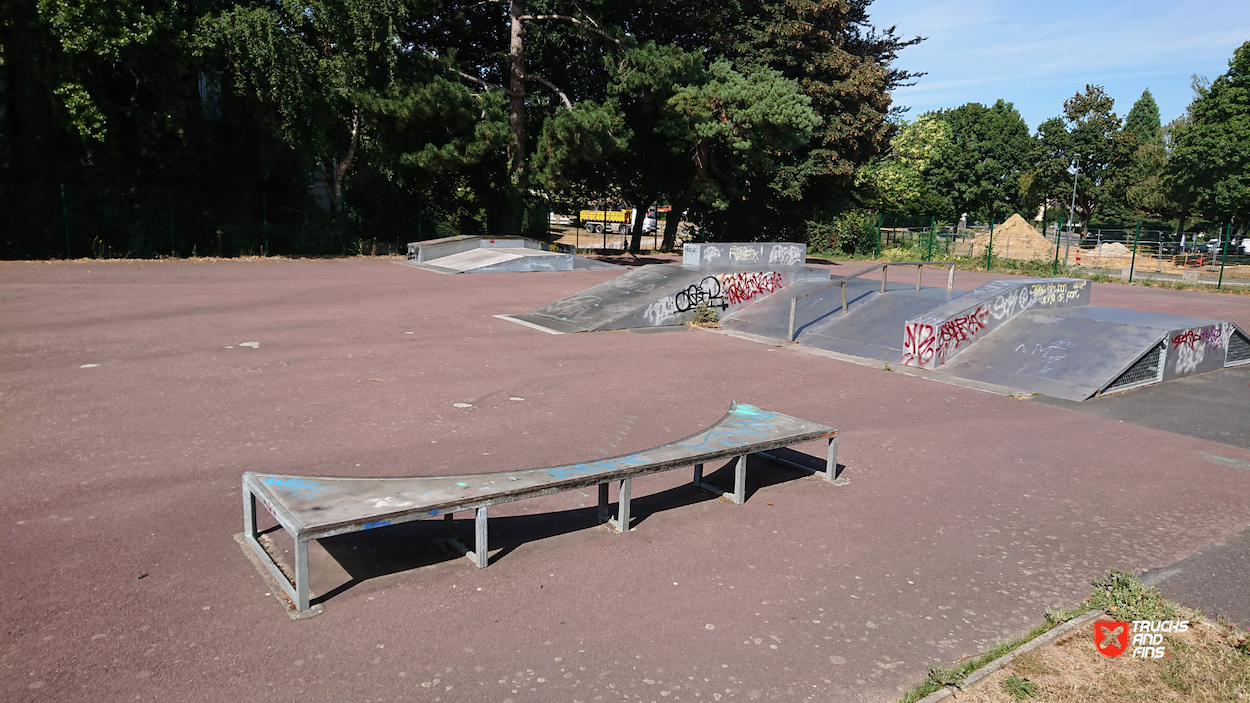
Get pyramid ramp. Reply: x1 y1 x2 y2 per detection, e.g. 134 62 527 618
935 308 1249 400
900 278 1092 369
507 264 828 333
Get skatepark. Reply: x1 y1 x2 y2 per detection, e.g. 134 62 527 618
2 253 1249 702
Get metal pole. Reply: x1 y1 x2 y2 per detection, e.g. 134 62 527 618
986 219 995 270
947 262 954 289
61 184 71 259
1066 155 1079 265
927 215 934 261
880 264 888 293
1128 221 1140 282
787 298 797 342
1218 223 1230 289
262 192 269 256
840 280 847 314
167 187 176 256
1052 221 1061 275
875 214 882 258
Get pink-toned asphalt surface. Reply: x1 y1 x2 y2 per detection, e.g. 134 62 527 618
2 256 1249 703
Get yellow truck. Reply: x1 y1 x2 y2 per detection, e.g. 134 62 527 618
578 208 635 234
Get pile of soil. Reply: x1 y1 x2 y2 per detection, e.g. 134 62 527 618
970 214 1057 260
1094 241 1133 256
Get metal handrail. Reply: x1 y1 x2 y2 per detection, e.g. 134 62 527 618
786 261 956 342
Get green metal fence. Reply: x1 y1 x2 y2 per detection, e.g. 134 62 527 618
870 215 1248 289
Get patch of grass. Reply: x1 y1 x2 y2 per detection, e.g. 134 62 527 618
1009 652 1053 678
689 300 719 328
901 571 1250 702
1001 674 1038 700
899 605 1088 703
1087 568 1177 621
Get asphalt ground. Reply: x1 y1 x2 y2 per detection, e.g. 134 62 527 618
2 257 1249 703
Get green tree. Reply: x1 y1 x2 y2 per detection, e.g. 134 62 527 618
200 0 416 212
691 0 923 245
1020 116 1076 225
924 99 1033 221
855 115 952 216
1123 88 1163 148
1031 86 1135 234
1120 89 1171 219
1166 41 1250 229
3 0 315 258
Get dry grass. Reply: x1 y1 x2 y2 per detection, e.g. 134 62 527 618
953 611 1250 702
900 572 1250 702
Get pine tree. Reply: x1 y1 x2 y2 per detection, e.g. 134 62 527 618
1123 89 1163 148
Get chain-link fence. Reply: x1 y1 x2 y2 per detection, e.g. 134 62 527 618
5 184 391 259
1050 226 1249 287
870 216 1249 289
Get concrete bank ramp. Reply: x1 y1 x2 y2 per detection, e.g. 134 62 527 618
722 280 965 362
507 263 829 333
937 310 1250 401
403 235 620 273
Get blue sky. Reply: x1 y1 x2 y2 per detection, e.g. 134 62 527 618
868 0 1250 131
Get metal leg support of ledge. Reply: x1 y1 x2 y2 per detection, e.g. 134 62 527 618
606 479 632 533
445 507 490 568
756 436 842 484
694 455 750 504
242 488 313 612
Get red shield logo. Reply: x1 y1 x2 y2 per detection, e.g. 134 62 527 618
1095 620 1129 657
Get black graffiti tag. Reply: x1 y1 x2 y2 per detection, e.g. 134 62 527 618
674 276 727 313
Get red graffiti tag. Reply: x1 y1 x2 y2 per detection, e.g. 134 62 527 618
903 322 937 366
720 271 786 307
1172 327 1223 350
936 308 988 355
1172 329 1202 350
903 307 989 368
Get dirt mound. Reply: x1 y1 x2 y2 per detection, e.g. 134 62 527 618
969 214 1056 260
1094 241 1132 256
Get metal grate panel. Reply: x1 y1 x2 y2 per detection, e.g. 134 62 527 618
1227 329 1250 366
1102 341 1166 395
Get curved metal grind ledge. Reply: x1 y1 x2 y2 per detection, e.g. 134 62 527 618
241 402 840 612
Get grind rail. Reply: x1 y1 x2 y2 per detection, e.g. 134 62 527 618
787 261 956 342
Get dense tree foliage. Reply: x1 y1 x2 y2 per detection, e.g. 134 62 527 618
924 99 1032 221
1 0 921 257
1166 41 1250 230
5 2 1247 259
855 115 949 217
1123 88 1163 147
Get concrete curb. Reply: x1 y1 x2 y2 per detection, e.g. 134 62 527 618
913 609 1104 703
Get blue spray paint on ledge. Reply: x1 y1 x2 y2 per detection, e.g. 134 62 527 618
362 520 392 530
